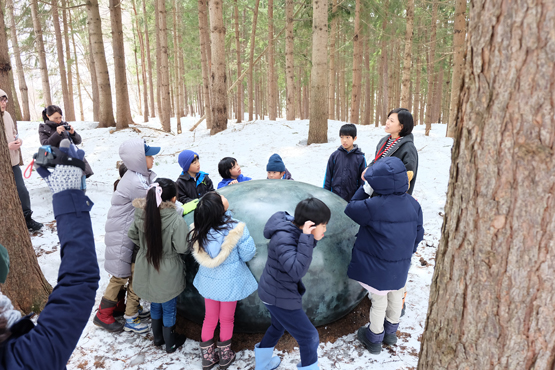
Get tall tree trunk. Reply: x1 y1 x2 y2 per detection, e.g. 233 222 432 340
248 0 261 121
414 50 421 125
109 0 132 129
234 0 242 123
400 0 414 107
285 0 295 120
267 0 276 121
86 33 99 121
30 0 52 106
154 0 161 118
446 0 467 137
380 0 389 123
363 37 371 126
177 3 186 118
198 0 212 128
328 0 338 120
0 9 15 121
349 0 362 124
424 0 438 135
156 0 171 132
418 0 555 367
297 66 302 120
8 70 21 121
339 52 346 122
132 0 149 122
69 11 84 121
375 53 382 127
61 0 75 121
307 0 328 144
6 0 30 121
133 25 142 115
173 0 182 131
208 0 228 134
141 0 155 118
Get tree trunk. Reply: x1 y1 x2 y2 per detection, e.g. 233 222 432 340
234 0 242 123
400 0 414 107
339 52 346 122
328 0 338 120
30 0 52 106
0 9 15 122
141 0 155 118
418 0 555 367
69 10 84 120
8 70 21 121
177 4 186 119
86 33 99 121
198 0 212 129
173 0 182 131
297 66 302 120
132 0 149 122
285 0 295 121
380 0 389 123
154 0 161 117
61 0 75 121
6 0 30 121
208 0 228 134
424 0 438 135
414 49 421 125
133 26 142 115
267 0 276 121
307 0 328 144
247 0 261 122
362 38 371 126
109 0 132 129
156 0 171 132
348 0 362 124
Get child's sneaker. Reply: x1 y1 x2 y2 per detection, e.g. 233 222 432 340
138 305 150 319
124 315 149 334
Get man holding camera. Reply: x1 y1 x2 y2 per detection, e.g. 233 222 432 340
0 89 43 231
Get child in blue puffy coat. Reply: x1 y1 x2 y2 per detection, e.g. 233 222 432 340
345 156 424 355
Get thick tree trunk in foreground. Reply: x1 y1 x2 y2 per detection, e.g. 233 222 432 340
30 0 52 106
348 0 362 124
0 115 52 313
156 0 171 132
400 0 414 107
0 4 15 120
110 0 132 129
418 0 555 368
208 0 228 134
285 0 295 121
307 0 327 144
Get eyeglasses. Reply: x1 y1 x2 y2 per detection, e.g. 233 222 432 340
0 98 8 103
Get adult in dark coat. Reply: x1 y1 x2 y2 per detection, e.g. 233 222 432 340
38 105 94 177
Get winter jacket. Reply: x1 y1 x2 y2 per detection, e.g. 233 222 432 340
38 120 94 177
0 190 100 370
217 174 252 189
0 95 19 167
258 212 317 310
192 222 258 302
345 157 424 291
176 171 214 205
128 199 189 303
104 138 157 278
370 134 418 195
323 145 366 202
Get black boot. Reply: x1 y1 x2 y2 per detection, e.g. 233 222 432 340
162 326 186 353
217 339 236 370
200 338 219 369
357 325 383 355
383 320 399 345
151 319 165 347
26 215 43 231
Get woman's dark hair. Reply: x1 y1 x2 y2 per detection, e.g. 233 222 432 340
293 197 331 227
42 105 63 122
388 108 414 137
144 178 177 271
187 192 232 253
113 163 128 192
218 157 237 179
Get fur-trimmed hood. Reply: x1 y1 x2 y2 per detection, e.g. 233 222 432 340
192 223 245 268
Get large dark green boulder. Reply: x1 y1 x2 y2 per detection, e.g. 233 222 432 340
178 180 366 333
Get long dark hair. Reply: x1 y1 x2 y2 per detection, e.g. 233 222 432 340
187 192 232 253
144 178 177 272
42 105 63 122
113 162 128 192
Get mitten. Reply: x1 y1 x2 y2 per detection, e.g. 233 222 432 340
35 139 86 194
181 199 199 215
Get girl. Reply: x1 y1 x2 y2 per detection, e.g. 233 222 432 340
128 178 189 353
188 192 257 370
217 157 252 189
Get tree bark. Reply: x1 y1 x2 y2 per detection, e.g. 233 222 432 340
6 0 30 121
8 70 21 122
348 0 362 124
400 0 414 107
198 0 212 129
328 0 338 120
414 47 421 124
362 37 371 126
86 32 99 121
446 0 466 137
247 0 260 122
173 0 182 131
208 0 228 134
132 0 149 123
380 0 389 123
307 0 328 144
0 9 15 121
418 0 555 367
156 0 171 132
61 0 75 121
267 0 277 121
285 0 295 121
424 0 438 135
30 0 52 106
141 0 155 118
234 0 242 123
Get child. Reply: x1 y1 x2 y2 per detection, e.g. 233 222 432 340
323 123 366 202
344 157 424 355
266 153 293 180
176 150 214 213
128 178 189 353
94 139 160 333
255 198 331 370
188 192 258 370
217 157 252 189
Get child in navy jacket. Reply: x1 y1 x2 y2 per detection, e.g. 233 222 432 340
345 157 424 355
255 198 331 370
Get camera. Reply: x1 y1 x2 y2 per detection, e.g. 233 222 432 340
62 123 71 131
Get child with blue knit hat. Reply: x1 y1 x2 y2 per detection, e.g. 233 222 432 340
176 150 214 214
266 153 294 180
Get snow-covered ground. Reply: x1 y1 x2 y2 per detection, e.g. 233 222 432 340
18 116 452 369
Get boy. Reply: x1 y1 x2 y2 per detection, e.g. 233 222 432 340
254 198 331 370
345 157 423 355
323 123 366 202
217 157 252 189
266 153 293 180
176 150 214 213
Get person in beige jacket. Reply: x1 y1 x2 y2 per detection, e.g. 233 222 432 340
0 89 42 231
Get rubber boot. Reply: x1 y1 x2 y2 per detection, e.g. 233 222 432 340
93 297 124 332
383 320 399 345
200 338 219 370
357 325 383 355
217 339 236 370
162 326 186 353
254 343 281 370
113 288 126 318
296 361 320 369
151 318 165 346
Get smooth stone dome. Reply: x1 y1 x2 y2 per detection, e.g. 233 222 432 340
178 179 366 333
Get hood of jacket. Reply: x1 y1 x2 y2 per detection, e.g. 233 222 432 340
131 198 178 231
192 222 244 268
263 211 301 240
120 138 149 176
364 156 408 195
338 144 364 155
0 89 7 99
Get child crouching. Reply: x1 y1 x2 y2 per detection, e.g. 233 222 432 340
344 157 424 354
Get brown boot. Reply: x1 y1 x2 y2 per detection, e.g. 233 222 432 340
93 297 124 332
217 339 235 370
200 338 219 369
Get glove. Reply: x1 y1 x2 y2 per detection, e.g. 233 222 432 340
181 199 199 215
35 139 86 194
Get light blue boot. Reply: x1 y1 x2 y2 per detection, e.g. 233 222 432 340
296 361 319 369
254 343 281 370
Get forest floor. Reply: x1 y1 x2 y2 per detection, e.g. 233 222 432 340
21 116 452 370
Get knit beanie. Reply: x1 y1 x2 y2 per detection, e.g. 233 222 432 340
0 244 9 284
266 154 286 172
178 150 198 171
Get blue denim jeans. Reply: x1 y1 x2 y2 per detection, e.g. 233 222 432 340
150 297 177 327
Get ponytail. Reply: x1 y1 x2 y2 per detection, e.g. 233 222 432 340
42 105 63 123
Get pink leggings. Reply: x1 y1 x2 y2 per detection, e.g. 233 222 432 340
201 299 237 342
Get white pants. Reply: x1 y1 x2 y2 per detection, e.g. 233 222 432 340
367 286 405 334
